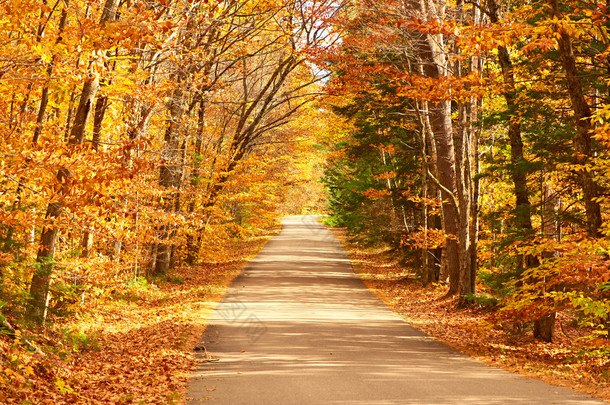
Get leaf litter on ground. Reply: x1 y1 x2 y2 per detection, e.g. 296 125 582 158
0 234 274 404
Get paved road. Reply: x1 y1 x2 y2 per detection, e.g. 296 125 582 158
187 215 604 404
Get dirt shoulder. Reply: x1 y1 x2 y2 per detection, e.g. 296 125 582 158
329 226 610 403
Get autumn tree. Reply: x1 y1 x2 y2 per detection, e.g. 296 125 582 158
321 0 610 342
323 0 483 298
0 0 335 327
26 0 120 324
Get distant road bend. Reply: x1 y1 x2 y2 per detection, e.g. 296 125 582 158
187 215 604 405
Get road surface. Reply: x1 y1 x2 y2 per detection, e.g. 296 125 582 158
187 215 604 404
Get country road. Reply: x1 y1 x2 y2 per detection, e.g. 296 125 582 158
187 215 604 405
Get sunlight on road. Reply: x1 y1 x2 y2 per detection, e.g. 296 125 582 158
188 216 603 405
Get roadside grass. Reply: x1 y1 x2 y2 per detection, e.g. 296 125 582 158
330 226 610 403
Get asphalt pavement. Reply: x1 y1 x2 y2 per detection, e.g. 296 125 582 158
187 215 605 405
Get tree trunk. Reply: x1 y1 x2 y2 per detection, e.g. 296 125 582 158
488 0 551 334
429 101 460 295
533 183 561 342
549 0 602 237
80 231 94 259
488 0 536 260
152 88 185 276
91 95 108 149
28 197 64 323
534 312 556 342
455 100 473 302
452 0 482 302
408 0 461 295
186 99 206 265
422 110 445 284
68 76 100 145
421 122 435 286
469 101 480 294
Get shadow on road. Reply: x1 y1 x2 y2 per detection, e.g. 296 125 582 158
188 216 603 405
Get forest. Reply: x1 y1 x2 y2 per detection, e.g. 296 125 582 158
1 0 609 402
322 0 610 343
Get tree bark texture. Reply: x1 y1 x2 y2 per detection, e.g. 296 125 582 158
455 102 473 300
429 101 461 295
